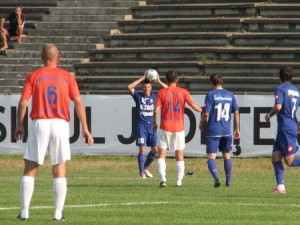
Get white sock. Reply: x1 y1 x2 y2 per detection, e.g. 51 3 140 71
176 161 185 186
20 176 35 219
53 178 67 219
157 158 166 182
278 184 285 191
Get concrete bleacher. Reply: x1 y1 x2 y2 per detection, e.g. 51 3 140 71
0 0 139 94
74 0 300 94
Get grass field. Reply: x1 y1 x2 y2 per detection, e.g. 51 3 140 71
1 155 300 225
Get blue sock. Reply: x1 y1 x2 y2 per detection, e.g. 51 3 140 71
144 151 156 170
137 153 145 174
291 157 300 167
224 159 232 185
273 161 284 185
207 159 219 180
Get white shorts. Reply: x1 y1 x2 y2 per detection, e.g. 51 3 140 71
24 119 70 165
157 129 185 151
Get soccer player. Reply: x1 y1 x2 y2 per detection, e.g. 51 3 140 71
14 44 94 221
128 73 168 178
200 73 240 188
153 70 202 187
0 6 25 50
265 66 300 194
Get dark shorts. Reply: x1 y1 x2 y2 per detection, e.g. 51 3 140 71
273 130 299 157
136 123 157 147
8 29 18 37
206 136 232 154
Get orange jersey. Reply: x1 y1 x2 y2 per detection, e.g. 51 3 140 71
156 86 195 132
21 67 80 121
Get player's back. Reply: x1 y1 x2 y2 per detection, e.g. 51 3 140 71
276 82 300 131
205 88 238 137
157 86 192 132
22 67 79 121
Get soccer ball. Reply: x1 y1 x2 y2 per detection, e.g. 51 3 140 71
145 69 159 82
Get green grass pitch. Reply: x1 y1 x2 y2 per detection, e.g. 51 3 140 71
1 155 300 225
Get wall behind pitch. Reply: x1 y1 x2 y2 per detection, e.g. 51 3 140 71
0 95 286 157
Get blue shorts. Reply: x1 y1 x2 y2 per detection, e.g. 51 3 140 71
273 130 299 157
206 136 232 154
136 123 157 147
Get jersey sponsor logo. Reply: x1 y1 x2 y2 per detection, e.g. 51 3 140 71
287 90 300 97
140 104 154 111
140 111 153 117
275 95 279 99
213 95 232 101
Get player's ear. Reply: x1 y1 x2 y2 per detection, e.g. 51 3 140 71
57 54 60 61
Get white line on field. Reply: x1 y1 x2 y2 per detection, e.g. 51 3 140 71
2 200 300 211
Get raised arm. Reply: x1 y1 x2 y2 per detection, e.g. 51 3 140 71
127 75 146 95
154 76 168 88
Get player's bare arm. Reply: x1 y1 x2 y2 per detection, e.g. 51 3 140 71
199 112 209 131
265 104 282 122
127 75 146 95
14 99 28 141
154 76 168 88
233 111 240 139
73 96 94 145
191 103 202 113
153 105 160 132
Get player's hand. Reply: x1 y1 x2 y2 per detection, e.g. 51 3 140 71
199 121 206 131
83 129 94 145
234 130 240 139
265 113 270 122
14 125 24 141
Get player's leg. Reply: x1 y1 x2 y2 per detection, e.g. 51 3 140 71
206 137 220 187
157 147 167 187
49 119 70 220
136 124 147 178
175 149 184 187
16 24 24 43
143 127 158 177
282 130 300 167
221 136 233 187
18 119 50 220
138 146 147 178
272 151 285 193
0 28 9 50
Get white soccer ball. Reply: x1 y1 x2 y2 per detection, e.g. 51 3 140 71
145 69 159 82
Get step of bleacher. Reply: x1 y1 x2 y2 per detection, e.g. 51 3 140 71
132 3 256 19
147 0 300 4
6 50 89 59
14 43 97 52
75 61 202 76
0 58 83 65
0 0 58 7
201 61 300 77
22 36 103 44
49 7 132 15
35 21 118 30
118 18 244 33
28 29 110 36
58 1 140 7
0 7 51 21
105 32 300 48
89 47 300 62
245 18 300 32
257 4 300 18
105 32 230 47
0 64 73 72
45 15 126 22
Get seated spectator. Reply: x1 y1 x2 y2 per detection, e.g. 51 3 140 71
0 6 25 50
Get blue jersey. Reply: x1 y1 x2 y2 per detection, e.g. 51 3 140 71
204 89 239 137
274 82 300 132
131 90 156 124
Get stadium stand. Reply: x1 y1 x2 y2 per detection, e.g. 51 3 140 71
0 0 139 94
74 0 300 94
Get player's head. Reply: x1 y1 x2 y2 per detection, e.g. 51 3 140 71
166 70 179 84
141 79 152 96
15 6 22 15
279 66 293 83
210 73 223 87
42 44 60 63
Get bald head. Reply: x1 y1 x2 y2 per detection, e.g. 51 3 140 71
42 44 59 61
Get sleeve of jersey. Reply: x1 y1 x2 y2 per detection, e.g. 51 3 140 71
131 89 138 101
274 87 284 105
21 75 33 101
203 94 212 113
185 90 195 106
69 74 80 100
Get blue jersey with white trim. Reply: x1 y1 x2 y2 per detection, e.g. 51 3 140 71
204 89 239 137
274 82 300 132
131 90 156 124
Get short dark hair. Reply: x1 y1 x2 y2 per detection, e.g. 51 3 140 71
279 66 293 82
166 70 178 83
142 79 151 85
210 73 223 86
